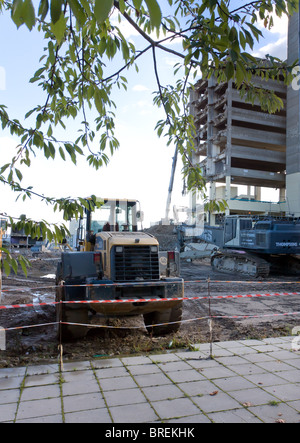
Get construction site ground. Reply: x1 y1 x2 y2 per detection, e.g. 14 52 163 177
1 248 300 368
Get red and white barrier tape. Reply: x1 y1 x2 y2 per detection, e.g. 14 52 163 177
61 310 300 330
2 310 300 332
0 292 300 310
2 279 300 294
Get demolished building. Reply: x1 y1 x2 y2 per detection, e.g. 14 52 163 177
189 12 300 225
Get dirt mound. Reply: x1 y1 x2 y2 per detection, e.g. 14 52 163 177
144 224 179 251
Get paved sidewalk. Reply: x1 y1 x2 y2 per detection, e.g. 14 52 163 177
0 336 299 423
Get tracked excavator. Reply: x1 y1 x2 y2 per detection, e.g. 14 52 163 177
179 215 300 278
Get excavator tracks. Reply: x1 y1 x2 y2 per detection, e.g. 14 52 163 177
211 250 270 278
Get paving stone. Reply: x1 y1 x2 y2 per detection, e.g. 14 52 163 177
277 369 300 383
21 384 61 401
24 373 60 387
214 356 248 366
262 337 290 345
134 372 172 388
287 400 300 412
142 384 184 402
208 408 262 423
26 364 59 376
267 350 300 361
225 346 258 356
149 353 182 363
241 353 277 364
166 369 205 383
91 359 124 369
104 388 146 407
0 376 24 390
16 414 63 423
152 397 200 420
286 358 300 369
177 379 219 397
63 392 106 413
166 414 212 423
0 403 18 422
99 375 138 391
203 349 233 358
229 387 278 406
16 397 62 421
200 366 237 380
255 360 296 372
61 361 91 372
192 393 241 413
127 364 162 376
238 340 267 347
0 367 26 379
64 408 112 423
213 376 256 392
95 366 130 379
61 370 95 383
263 383 300 402
211 340 242 349
0 389 20 405
109 402 158 423
62 379 100 396
156 360 192 373
227 363 266 376
244 372 289 387
184 357 220 370
249 403 300 423
251 345 282 353
121 356 152 366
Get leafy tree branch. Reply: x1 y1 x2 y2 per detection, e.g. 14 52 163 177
0 0 299 274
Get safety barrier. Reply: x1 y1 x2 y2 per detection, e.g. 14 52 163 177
1 279 300 331
1 277 300 366
1 291 300 311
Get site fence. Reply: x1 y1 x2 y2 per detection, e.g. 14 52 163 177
1 279 300 332
1 277 300 364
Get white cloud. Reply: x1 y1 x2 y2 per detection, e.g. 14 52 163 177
266 13 288 36
253 36 287 60
252 7 288 60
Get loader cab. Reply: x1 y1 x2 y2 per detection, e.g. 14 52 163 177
77 198 143 250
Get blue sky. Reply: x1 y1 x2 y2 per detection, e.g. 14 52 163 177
0 2 289 227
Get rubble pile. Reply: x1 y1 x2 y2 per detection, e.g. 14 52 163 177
144 224 179 252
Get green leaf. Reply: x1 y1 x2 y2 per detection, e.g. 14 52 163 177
94 0 113 24
68 0 86 26
15 168 23 181
50 12 67 43
38 0 49 20
23 0 36 30
94 89 104 115
144 0 162 28
3 259 11 277
59 146 66 161
50 0 62 24
11 0 25 28
225 60 235 81
132 0 142 10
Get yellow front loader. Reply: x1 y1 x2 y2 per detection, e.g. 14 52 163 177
56 198 184 341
